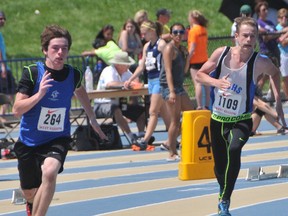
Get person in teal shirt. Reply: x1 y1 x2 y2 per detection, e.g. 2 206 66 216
276 8 288 99
0 11 17 115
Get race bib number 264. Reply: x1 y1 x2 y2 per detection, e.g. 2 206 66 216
37 107 66 132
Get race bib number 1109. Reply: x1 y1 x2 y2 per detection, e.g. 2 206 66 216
214 91 241 116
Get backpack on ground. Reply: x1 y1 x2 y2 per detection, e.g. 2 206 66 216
70 124 122 151
70 125 99 151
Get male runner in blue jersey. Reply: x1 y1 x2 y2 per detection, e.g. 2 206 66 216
13 25 107 216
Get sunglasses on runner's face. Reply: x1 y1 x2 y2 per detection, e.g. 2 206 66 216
172 30 185 35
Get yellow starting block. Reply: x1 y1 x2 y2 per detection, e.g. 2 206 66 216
179 110 215 180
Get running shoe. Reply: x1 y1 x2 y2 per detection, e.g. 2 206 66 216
130 133 138 144
277 126 287 135
160 143 169 151
218 200 231 216
146 144 155 151
131 144 141 151
166 155 180 162
176 141 180 149
147 136 155 145
160 141 180 151
146 136 155 151
134 138 147 150
133 136 155 151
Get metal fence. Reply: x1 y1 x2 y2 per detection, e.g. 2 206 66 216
0 34 274 111
2 55 100 109
4 55 91 83
183 31 283 96
2 35 235 78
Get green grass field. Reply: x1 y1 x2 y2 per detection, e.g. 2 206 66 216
1 0 232 58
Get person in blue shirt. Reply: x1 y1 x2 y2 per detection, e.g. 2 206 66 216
276 8 288 99
0 11 17 115
124 20 171 150
12 25 107 216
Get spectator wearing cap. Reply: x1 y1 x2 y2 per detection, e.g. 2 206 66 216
0 10 17 116
156 8 172 41
231 4 252 36
94 51 146 145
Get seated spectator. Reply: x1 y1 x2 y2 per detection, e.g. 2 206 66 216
251 95 288 136
156 8 172 42
82 25 121 83
135 10 148 23
82 24 118 63
82 38 121 66
118 18 143 60
94 51 146 145
118 19 143 106
94 24 115 43
134 9 149 33
134 9 149 54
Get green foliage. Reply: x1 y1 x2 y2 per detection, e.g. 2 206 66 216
1 0 231 58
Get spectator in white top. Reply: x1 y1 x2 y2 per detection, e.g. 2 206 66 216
94 51 146 145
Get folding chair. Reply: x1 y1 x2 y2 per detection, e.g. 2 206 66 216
69 108 87 126
0 93 20 142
